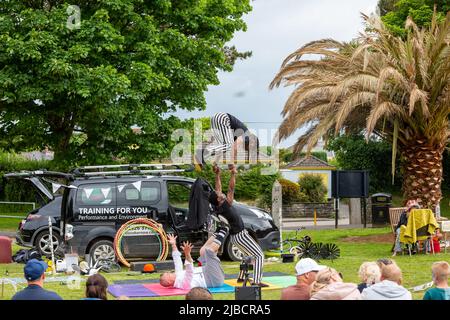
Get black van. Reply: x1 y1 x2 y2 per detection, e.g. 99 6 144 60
8 164 280 264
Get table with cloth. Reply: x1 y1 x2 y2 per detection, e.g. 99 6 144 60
400 209 439 252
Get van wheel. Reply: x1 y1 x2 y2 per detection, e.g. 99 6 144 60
224 238 245 261
89 240 115 266
35 230 61 258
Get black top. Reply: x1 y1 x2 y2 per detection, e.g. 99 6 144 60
395 212 408 230
11 284 63 300
186 178 211 230
218 200 245 235
227 113 248 141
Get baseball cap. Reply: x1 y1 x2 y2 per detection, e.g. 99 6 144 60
24 259 48 281
295 258 326 276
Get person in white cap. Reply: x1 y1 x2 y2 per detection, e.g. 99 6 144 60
281 258 326 300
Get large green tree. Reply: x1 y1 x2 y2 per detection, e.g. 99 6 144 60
378 0 449 36
0 0 251 164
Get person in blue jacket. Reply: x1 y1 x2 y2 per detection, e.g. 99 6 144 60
12 259 62 300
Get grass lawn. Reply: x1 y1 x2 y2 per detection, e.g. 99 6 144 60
0 217 21 231
1 227 449 300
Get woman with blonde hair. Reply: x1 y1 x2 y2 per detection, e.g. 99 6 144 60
310 267 361 300
357 262 381 292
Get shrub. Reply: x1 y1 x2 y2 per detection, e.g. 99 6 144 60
278 178 308 205
298 174 328 203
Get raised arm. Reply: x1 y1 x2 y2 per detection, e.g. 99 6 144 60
213 164 222 194
167 234 183 273
180 241 194 289
227 164 237 204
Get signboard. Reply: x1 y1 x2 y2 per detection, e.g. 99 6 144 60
440 220 450 232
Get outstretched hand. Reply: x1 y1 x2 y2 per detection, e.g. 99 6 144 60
167 233 177 246
181 241 193 255
213 164 220 174
228 164 237 174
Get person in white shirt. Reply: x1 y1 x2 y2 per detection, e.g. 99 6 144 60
160 229 228 289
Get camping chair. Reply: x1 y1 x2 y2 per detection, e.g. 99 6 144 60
389 207 411 255
389 207 407 235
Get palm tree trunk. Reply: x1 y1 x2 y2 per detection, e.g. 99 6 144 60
401 139 445 210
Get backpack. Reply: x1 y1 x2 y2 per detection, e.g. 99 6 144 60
12 249 42 263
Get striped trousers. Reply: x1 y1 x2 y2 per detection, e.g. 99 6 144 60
206 112 235 155
230 229 264 284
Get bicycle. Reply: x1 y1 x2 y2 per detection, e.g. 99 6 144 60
277 227 341 261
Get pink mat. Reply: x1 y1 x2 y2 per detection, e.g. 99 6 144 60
142 283 190 296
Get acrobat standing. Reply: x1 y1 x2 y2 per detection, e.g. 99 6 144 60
208 164 267 287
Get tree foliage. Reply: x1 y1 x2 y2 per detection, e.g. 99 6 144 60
277 178 308 205
326 134 401 192
379 0 449 37
0 0 252 164
298 174 328 203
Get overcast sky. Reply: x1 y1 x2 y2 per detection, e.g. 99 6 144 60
174 0 378 147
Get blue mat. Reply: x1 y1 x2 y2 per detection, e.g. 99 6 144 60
208 283 235 293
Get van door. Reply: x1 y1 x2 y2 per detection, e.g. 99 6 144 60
115 181 162 260
68 182 117 253
165 180 208 256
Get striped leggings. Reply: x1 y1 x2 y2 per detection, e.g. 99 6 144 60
206 112 235 155
230 229 264 284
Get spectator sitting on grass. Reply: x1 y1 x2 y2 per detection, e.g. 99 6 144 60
281 258 326 300
186 287 213 300
357 262 381 293
11 259 62 300
361 261 412 300
423 261 450 300
310 267 361 300
83 274 108 300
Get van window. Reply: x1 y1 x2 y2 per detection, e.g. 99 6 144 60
166 181 192 225
77 183 115 206
118 181 160 205
167 182 191 210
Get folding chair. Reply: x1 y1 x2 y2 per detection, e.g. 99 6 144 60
389 208 410 255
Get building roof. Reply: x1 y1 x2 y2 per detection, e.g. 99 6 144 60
284 155 335 170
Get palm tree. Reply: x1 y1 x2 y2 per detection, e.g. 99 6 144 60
270 13 450 209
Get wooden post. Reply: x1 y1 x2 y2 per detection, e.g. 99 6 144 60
314 208 317 227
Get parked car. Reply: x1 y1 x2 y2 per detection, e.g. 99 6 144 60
8 165 280 264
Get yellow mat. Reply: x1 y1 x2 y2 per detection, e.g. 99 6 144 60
224 279 282 291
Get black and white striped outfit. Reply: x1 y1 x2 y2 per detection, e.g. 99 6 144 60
230 229 264 284
206 112 249 155
217 199 264 284
208 112 236 154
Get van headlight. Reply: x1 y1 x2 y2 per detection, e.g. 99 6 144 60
249 209 272 220
65 224 74 241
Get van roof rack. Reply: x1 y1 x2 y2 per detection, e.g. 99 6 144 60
4 170 74 180
71 163 194 177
